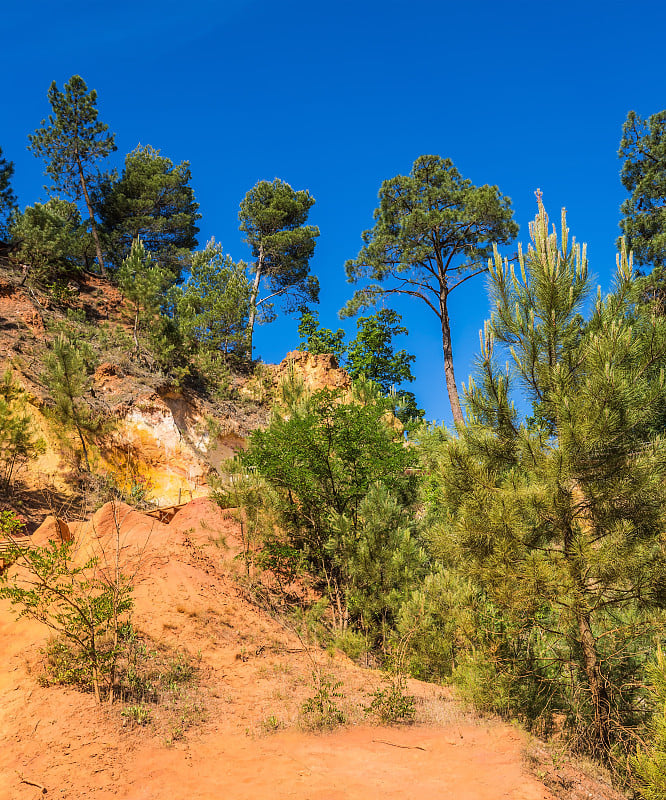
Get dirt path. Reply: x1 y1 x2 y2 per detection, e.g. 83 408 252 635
1 716 553 800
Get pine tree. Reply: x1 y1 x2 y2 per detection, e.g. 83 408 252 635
633 648 666 799
28 76 116 275
43 335 98 471
116 238 171 356
426 195 666 755
619 109 666 269
172 239 251 366
9 198 92 285
343 155 517 424
97 144 200 281
239 178 320 355
0 146 18 239
0 371 44 492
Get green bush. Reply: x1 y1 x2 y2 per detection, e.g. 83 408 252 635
300 670 345 730
364 673 415 724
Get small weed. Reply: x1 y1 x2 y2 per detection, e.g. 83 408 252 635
300 670 345 730
261 714 283 733
121 704 152 727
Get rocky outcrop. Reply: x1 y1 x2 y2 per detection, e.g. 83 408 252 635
268 350 351 393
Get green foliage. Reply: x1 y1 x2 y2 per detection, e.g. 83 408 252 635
424 197 666 757
300 670 345 729
343 154 518 423
346 309 423 425
171 239 251 371
0 509 24 538
0 371 45 493
42 334 99 471
121 704 152 727
297 310 346 360
0 536 133 703
239 178 320 352
619 110 666 270
633 647 666 799
396 568 478 682
297 308 423 424
28 75 116 274
9 198 92 285
328 483 426 648
240 382 419 635
364 672 416 724
0 145 18 239
117 237 172 358
97 144 200 281
346 309 413 387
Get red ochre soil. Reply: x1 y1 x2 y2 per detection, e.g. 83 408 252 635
0 499 616 800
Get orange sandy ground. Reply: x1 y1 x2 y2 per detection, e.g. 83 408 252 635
1 499 554 800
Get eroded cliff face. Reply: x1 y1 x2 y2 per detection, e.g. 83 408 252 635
3 342 352 511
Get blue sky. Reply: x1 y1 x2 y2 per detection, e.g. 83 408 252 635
2 0 665 423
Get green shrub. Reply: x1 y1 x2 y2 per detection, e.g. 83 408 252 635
364 673 415 724
300 670 345 729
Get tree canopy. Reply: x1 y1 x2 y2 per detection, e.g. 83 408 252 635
343 154 518 424
97 144 200 281
28 75 116 275
239 178 320 354
619 110 666 270
171 239 251 367
0 146 18 239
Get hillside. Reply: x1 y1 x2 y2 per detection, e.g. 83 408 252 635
0 262 634 800
0 496 624 800
0 262 349 525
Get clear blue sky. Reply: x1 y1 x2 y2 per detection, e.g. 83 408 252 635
2 0 665 424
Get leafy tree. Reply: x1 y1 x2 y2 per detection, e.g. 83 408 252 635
343 154 518 424
0 146 18 239
297 310 346 361
97 144 200 281
0 522 133 704
28 75 116 275
298 308 422 423
9 198 92 285
241 381 419 632
172 239 251 366
116 238 172 356
42 335 99 471
619 110 666 270
239 178 320 354
0 371 44 493
346 309 413 388
425 197 666 756
347 309 422 424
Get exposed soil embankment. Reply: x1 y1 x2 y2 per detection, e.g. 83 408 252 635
0 498 627 800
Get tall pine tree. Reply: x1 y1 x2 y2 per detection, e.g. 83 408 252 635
97 144 200 281
343 155 517 424
426 196 666 755
28 75 116 275
239 178 320 355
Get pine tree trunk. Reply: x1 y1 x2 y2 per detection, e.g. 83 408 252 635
439 290 464 425
576 607 611 751
246 245 266 358
74 420 91 472
76 156 106 277
563 513 612 752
